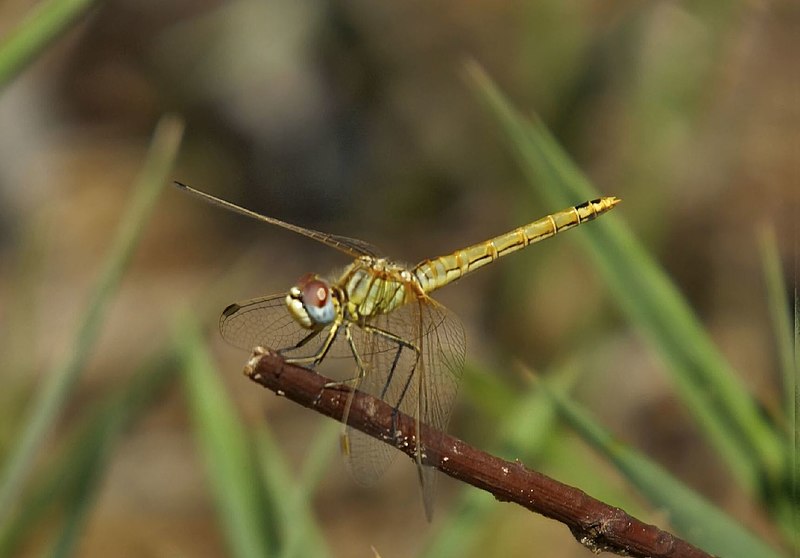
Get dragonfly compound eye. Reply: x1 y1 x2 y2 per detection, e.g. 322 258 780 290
286 274 336 328
302 280 329 308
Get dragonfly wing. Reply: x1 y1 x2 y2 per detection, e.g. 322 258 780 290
342 313 411 485
414 297 467 435
344 296 466 510
175 183 382 258
414 297 466 519
324 233 382 259
221 294 365 363
220 294 327 356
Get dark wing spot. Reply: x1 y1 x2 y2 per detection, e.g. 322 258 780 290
222 303 242 317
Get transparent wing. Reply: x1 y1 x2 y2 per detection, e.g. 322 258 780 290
219 294 313 352
344 295 465 517
219 294 360 361
176 182 382 258
323 233 382 259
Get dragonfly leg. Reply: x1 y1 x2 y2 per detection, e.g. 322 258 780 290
336 324 371 451
283 320 341 367
382 343 404 400
324 323 370 388
358 324 422 445
276 328 326 364
391 355 418 438
331 323 422 455
290 328 324 351
332 324 422 399
358 324 420 397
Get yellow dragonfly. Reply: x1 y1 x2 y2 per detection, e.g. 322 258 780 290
175 182 619 519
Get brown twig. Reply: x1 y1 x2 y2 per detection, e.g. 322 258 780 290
244 348 715 558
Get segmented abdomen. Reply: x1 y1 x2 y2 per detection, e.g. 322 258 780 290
413 197 619 294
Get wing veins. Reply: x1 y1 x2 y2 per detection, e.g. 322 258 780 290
174 182 381 258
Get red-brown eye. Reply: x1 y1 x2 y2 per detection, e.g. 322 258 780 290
295 274 330 309
303 279 328 308
286 274 335 328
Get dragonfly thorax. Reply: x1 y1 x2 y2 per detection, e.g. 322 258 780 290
339 256 418 320
286 273 339 329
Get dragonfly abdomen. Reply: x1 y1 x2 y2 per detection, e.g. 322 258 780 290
413 196 619 293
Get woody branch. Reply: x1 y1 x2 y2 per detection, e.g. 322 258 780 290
244 349 714 558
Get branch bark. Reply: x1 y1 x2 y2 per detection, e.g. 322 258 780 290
244 348 715 558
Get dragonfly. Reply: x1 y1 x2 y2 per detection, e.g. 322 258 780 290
174 181 619 519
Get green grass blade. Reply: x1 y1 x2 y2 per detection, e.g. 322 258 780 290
47 352 178 558
420 363 576 558
177 313 274 558
793 274 799 554
0 0 106 89
533 372 786 558
294 421 340 496
0 351 178 558
1 249 259 556
255 422 336 558
466 62 784 496
0 115 183 526
756 225 796 543
283 423 339 558
2 208 49 406
459 362 519 420
757 226 794 425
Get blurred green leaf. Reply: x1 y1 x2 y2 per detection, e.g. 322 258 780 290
255 422 337 558
48 353 179 558
758 225 800 549
177 313 274 558
0 115 183 526
757 226 794 425
466 61 785 499
459 362 519 420
421 362 576 558
532 370 785 558
0 0 106 89
0 240 265 556
0 351 178 558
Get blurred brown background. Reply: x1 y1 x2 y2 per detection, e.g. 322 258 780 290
0 1 796 556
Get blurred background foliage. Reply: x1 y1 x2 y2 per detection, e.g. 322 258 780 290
0 1 796 557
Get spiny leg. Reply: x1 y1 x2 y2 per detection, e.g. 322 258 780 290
283 320 341 367
381 342 404 400
392 352 419 441
276 328 324 361
339 324 369 458
293 322 346 410
320 323 417 388
292 328 324 350
358 323 420 400
360 324 420 406
337 322 422 455
358 324 421 445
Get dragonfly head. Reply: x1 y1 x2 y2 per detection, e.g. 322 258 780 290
286 273 337 329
